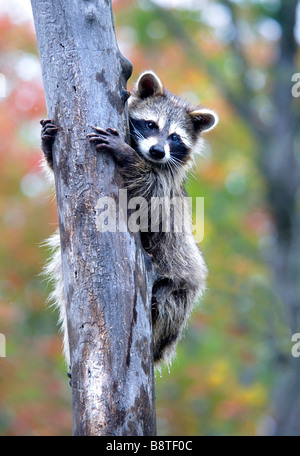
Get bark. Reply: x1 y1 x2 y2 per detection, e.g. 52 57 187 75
31 0 156 436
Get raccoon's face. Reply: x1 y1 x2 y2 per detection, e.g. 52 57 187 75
128 71 218 169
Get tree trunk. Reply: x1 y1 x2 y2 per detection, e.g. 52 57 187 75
31 0 156 436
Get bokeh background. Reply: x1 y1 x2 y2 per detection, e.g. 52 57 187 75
0 0 299 436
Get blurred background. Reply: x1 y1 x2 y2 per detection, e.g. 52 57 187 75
0 0 299 436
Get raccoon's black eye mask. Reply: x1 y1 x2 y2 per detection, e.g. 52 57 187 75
130 118 159 138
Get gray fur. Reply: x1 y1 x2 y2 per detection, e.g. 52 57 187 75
41 71 218 368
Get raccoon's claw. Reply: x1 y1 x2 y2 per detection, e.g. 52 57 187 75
106 128 119 136
40 118 57 130
41 119 58 139
40 118 51 127
87 133 109 145
87 127 122 152
40 119 57 169
90 126 108 136
89 126 119 137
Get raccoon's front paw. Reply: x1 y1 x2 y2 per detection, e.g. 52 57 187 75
40 119 58 169
87 127 123 154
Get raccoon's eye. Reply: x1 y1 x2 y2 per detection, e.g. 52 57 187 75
169 133 180 141
146 121 157 130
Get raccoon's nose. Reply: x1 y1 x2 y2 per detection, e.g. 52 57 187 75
149 145 165 160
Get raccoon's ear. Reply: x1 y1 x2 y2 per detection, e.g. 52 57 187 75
189 108 219 133
136 71 164 99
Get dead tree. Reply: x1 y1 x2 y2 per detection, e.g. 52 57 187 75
31 0 156 436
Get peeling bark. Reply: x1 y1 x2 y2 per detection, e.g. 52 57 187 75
31 0 156 436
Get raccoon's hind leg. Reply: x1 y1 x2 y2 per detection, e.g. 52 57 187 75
151 278 194 365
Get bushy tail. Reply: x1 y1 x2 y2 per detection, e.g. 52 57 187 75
42 230 70 365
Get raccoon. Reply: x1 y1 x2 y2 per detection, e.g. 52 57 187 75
41 71 218 367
